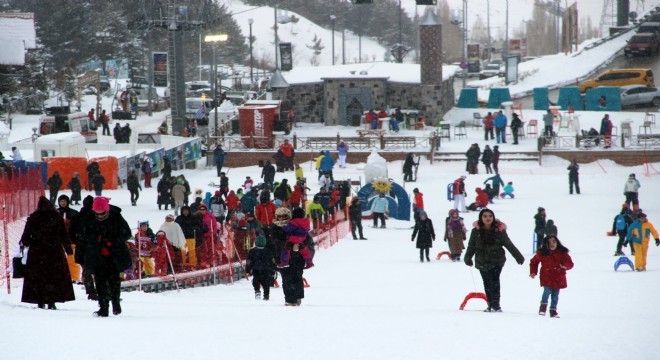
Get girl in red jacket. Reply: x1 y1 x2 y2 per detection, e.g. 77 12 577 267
530 235 574 318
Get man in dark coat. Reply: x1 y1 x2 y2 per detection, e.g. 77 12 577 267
349 197 366 240
534 207 547 252
157 177 172 210
70 195 98 300
47 171 63 204
86 161 100 191
162 156 172 180
481 145 494 174
121 123 132 143
274 178 292 204
567 159 580 195
175 205 202 268
510 113 523 145
261 160 276 190
92 171 106 196
411 211 435 262
80 196 132 317
20 196 75 309
127 169 142 206
213 143 226 177
402 153 417 182
113 123 122 143
466 143 481 174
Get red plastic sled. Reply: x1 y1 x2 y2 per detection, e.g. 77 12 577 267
436 251 452 260
459 292 489 310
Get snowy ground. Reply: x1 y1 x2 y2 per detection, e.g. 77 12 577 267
1 147 659 359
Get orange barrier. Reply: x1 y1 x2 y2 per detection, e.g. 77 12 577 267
43 157 88 191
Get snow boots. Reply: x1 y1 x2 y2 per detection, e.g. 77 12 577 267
550 309 559 318
94 303 109 317
112 299 122 315
539 303 548 316
255 291 261 300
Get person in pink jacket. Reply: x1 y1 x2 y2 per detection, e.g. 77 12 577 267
197 204 222 268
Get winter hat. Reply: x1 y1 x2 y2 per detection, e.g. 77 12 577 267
419 211 427 218
538 207 545 212
448 209 459 217
292 207 306 219
92 196 110 212
622 203 629 208
638 212 647 218
166 214 175 221
199 204 208 210
140 221 149 227
274 199 283 207
275 207 292 218
255 235 267 248
629 173 636 178
215 190 221 196
508 182 513 185
413 188 419 193
58 194 70 205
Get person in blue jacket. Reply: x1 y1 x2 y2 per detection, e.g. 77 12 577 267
337 142 349 168
213 143 226 177
494 111 508 144
319 150 335 181
371 193 389 228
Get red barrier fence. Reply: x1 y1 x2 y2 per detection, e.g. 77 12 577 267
1 166 45 294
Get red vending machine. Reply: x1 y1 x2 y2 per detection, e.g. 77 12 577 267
238 105 277 149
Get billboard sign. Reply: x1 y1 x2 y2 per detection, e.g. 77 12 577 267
153 52 168 87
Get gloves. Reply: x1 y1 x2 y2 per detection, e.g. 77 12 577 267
443 238 447 242
433 237 436 241
464 259 473 267
517 258 525 265
656 239 660 246
410 237 414 242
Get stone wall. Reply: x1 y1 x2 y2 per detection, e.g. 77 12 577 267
273 76 455 126
272 83 324 123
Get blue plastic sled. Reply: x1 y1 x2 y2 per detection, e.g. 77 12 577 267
447 183 454 201
614 256 634 271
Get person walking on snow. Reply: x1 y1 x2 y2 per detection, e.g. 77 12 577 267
246 235 276 300
213 143 226 177
453 176 467 213
543 109 554 137
482 145 494 174
403 153 418 182
510 113 523 145
530 235 574 318
371 193 389 228
349 197 366 240
411 211 435 262
534 207 547 251
464 208 525 312
444 209 467 262
412 188 424 223
492 145 501 174
609 204 634 256
623 173 641 211
626 212 659 272
567 159 580 194
337 141 349 168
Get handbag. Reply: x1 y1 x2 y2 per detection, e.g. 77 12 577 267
12 246 26 279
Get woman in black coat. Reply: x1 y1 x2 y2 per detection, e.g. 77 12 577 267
464 208 524 312
20 196 75 309
403 153 416 182
157 177 172 210
411 211 435 262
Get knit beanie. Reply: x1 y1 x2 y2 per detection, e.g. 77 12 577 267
255 235 267 248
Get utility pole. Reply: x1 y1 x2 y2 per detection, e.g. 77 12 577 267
342 29 346 65
249 19 254 84
330 15 336 65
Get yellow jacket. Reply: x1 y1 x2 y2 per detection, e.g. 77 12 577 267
295 167 304 181
315 155 324 170
627 220 658 244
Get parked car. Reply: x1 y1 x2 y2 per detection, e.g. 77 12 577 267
579 68 655 93
619 85 660 108
479 63 504 80
624 33 660 57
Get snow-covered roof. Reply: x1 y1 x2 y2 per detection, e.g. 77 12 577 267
35 132 86 145
281 62 456 85
0 13 36 66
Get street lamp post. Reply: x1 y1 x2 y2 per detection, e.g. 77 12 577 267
204 34 229 136
249 19 254 85
330 15 336 65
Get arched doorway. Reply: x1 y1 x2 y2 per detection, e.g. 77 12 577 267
346 98 364 127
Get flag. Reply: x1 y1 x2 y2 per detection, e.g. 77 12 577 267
194 103 206 120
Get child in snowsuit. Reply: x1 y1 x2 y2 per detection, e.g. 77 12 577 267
153 230 175 276
246 235 276 300
279 208 314 269
444 209 467 261
626 213 659 271
609 204 634 256
530 236 574 318
500 182 515 198
135 222 156 276
545 220 558 237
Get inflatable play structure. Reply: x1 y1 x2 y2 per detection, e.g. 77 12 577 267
357 178 411 222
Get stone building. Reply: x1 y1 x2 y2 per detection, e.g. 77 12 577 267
271 9 454 126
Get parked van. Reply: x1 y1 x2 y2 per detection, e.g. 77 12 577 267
39 107 97 143
578 68 655 93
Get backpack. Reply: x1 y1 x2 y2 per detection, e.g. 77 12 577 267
615 214 627 231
